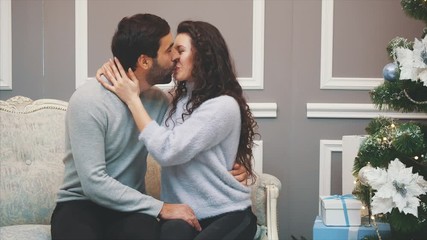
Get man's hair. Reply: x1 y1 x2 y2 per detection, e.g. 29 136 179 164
111 13 170 70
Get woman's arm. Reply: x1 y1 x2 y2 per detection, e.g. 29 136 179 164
97 58 153 132
99 58 239 166
96 58 247 182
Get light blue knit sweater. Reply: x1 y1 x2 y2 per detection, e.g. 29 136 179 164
139 90 252 219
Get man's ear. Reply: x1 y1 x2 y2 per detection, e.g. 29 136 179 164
137 55 152 70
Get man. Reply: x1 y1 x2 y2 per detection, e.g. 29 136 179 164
51 13 245 240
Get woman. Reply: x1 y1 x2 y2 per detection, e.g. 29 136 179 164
99 20 258 240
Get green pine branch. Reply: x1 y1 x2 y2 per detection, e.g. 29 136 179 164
370 80 427 113
401 0 427 24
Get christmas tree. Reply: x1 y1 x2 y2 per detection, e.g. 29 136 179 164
352 1 427 239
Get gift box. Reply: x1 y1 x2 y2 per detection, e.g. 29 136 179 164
313 216 391 240
320 195 362 226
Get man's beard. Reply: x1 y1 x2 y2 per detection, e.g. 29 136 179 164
147 59 174 86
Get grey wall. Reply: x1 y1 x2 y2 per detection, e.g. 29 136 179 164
2 0 75 100
1 0 424 239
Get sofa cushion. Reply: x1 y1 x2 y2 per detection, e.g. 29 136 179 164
0 225 51 240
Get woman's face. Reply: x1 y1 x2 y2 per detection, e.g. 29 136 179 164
172 33 194 82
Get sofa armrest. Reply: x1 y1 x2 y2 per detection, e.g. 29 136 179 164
251 173 281 240
266 183 280 240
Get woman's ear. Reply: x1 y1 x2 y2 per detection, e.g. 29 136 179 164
137 55 152 70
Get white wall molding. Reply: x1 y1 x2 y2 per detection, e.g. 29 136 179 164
0 0 12 90
249 102 277 118
75 0 88 89
320 0 383 90
319 140 342 197
307 103 427 119
84 79 277 117
341 135 365 195
239 0 265 89
253 140 263 173
75 0 265 90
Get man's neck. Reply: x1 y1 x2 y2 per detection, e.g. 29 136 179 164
132 70 152 93
139 80 152 93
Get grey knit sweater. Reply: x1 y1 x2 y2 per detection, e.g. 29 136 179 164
56 79 169 217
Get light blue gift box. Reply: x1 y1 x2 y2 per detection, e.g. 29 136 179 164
313 216 391 240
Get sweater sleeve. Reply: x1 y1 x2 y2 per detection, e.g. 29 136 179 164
67 92 163 216
139 95 240 167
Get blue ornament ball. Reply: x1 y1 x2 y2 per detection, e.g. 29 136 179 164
382 63 399 81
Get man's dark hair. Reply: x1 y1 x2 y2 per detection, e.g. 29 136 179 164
111 13 170 70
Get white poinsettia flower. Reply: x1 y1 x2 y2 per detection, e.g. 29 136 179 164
412 36 427 68
401 196 420 216
416 174 427 192
396 48 418 80
395 35 427 86
371 196 394 215
413 36 427 86
365 167 388 189
365 158 427 217
418 70 427 86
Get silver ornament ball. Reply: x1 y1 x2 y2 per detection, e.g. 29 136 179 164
382 63 399 81
358 164 374 186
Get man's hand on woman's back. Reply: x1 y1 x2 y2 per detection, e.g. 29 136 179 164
230 163 249 185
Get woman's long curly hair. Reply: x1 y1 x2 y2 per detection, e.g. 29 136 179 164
166 20 259 179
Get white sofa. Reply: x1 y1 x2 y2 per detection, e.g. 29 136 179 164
0 96 282 240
